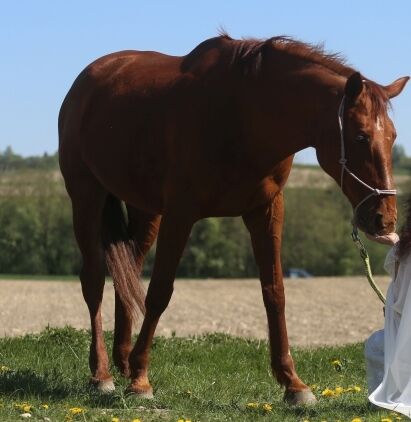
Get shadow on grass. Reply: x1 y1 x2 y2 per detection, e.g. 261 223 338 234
0 366 152 410
0 369 72 399
288 400 378 420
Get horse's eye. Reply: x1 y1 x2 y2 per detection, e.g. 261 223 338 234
355 133 370 143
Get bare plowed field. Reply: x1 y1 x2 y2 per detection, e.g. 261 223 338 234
0 277 389 346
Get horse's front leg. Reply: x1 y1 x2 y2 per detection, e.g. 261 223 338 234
243 193 316 405
126 212 194 397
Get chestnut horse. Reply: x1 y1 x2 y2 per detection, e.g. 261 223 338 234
59 33 408 404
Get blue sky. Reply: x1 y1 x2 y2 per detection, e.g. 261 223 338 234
1 0 410 163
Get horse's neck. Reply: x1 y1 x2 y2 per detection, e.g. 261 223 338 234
243 69 344 170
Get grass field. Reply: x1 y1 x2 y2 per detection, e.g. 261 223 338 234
0 328 405 421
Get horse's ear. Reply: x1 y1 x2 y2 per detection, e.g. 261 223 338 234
384 76 410 99
345 72 363 99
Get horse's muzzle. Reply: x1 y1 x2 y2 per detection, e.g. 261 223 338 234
353 194 396 235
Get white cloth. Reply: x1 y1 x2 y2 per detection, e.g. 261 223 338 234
365 329 384 394
368 244 411 417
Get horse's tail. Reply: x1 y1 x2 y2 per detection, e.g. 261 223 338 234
102 194 146 323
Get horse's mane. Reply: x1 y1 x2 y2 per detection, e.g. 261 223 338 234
183 32 390 118
219 30 352 77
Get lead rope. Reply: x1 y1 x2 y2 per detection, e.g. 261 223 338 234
351 227 386 304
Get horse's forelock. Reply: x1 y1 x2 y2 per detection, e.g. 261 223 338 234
363 79 392 120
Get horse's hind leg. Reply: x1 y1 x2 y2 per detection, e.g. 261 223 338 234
113 207 161 377
70 181 114 393
243 194 316 405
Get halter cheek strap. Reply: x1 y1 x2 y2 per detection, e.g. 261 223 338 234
337 95 396 216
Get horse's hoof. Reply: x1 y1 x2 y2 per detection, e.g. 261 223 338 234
125 384 154 399
97 379 116 394
284 389 316 406
91 378 116 394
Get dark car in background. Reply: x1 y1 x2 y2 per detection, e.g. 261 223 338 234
284 268 312 278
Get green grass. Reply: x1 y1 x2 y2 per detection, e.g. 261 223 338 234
0 328 404 422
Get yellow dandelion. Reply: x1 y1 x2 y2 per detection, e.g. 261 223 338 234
321 388 335 397
112 418 120 422
334 386 344 395
41 404 49 409
353 386 362 392
69 407 83 415
381 418 393 422
262 403 272 412
15 404 32 412
246 402 259 408
132 419 142 422
0 365 10 372
23 404 32 413
352 418 362 422
332 359 343 371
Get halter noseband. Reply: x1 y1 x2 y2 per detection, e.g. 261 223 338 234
337 94 396 217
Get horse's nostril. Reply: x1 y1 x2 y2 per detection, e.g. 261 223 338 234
375 212 385 229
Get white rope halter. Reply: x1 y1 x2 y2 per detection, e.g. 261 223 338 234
337 95 396 216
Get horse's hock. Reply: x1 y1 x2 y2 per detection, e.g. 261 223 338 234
0 277 387 345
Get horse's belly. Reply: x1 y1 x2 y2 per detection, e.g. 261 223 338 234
192 177 283 218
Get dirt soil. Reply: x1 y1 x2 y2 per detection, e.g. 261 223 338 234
0 277 390 346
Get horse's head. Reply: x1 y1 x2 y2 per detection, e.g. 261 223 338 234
317 72 409 235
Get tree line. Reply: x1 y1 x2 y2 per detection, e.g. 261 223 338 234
0 146 408 277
